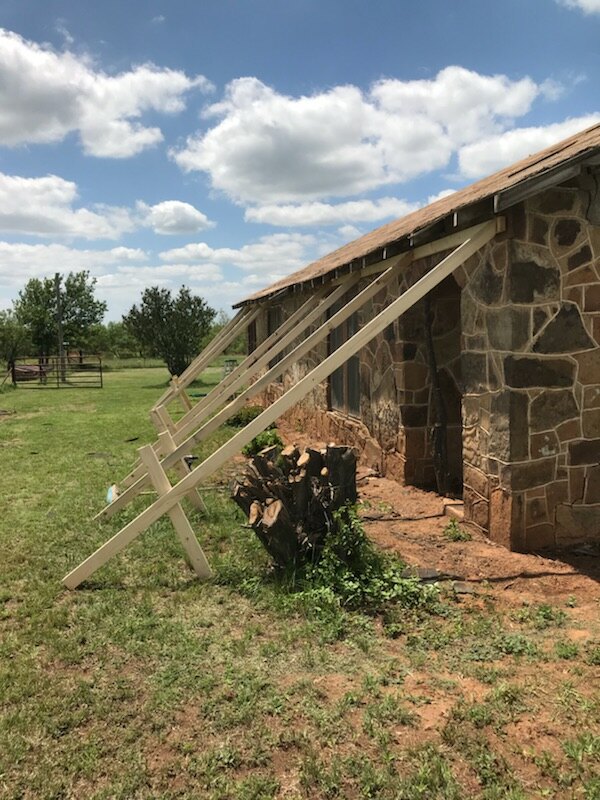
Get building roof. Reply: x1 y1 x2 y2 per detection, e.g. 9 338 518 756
236 121 600 307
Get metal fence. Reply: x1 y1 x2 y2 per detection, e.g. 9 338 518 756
10 356 103 389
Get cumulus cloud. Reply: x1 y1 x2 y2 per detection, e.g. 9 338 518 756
244 197 418 227
0 28 211 157
137 200 215 234
160 232 315 273
172 67 558 203
0 242 145 292
96 263 223 289
458 113 600 178
557 0 600 13
0 172 135 239
427 189 457 204
0 171 218 240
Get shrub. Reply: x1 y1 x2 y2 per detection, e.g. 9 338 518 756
302 506 439 614
242 429 283 457
228 405 266 427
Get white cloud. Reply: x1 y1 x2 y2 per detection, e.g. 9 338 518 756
0 28 211 157
97 263 222 289
0 172 135 239
0 171 218 240
558 0 600 13
244 197 418 227
55 20 74 46
160 232 315 273
458 113 600 178
172 67 556 203
337 225 362 240
0 242 145 292
137 200 215 234
427 188 457 204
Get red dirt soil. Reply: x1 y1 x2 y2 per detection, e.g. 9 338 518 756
277 418 600 614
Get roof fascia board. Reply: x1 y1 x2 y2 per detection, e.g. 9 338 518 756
331 217 505 286
493 152 597 213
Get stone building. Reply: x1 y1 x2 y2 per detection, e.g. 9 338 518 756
235 124 600 551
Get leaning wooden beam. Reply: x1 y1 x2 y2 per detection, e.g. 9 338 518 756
153 305 259 411
183 285 330 425
139 445 211 578
157 430 206 513
163 273 363 440
171 376 193 413
64 219 498 589
97 262 399 520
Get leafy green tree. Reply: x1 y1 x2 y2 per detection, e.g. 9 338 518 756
104 321 142 359
123 286 216 375
0 311 31 368
14 272 107 357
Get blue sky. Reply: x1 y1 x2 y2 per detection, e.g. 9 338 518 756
0 0 598 319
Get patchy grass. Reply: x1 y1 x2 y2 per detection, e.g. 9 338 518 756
0 367 599 799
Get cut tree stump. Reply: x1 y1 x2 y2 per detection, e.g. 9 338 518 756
231 443 357 568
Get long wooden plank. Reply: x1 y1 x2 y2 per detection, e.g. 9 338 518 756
153 306 259 410
97 263 398 520
64 219 498 588
168 273 363 438
139 445 211 578
183 286 329 424
151 309 247 409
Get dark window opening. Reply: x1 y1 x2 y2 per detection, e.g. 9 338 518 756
328 299 360 418
248 320 257 354
267 305 284 377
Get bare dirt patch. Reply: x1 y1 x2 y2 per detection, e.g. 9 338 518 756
277 417 600 615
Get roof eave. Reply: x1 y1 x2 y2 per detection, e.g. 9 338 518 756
233 148 600 309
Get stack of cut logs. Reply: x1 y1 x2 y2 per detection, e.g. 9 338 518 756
231 443 357 567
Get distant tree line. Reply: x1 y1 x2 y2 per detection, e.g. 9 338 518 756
0 271 243 376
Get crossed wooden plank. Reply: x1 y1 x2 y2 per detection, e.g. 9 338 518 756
63 219 500 589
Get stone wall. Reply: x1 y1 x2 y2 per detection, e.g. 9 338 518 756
470 176 600 550
255 171 600 551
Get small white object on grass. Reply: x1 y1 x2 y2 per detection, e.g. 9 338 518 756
106 484 119 504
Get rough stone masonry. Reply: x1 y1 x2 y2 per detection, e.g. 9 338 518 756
255 171 600 552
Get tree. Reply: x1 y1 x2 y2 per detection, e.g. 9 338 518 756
123 286 216 375
13 271 107 357
0 311 31 369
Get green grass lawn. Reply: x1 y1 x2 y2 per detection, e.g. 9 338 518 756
1 368 599 799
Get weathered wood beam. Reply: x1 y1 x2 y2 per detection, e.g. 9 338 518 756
153 305 260 412
331 218 499 285
494 162 583 213
174 285 330 428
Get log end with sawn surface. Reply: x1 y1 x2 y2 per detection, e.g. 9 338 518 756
231 443 357 568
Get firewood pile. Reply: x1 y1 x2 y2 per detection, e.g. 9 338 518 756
231 443 357 567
